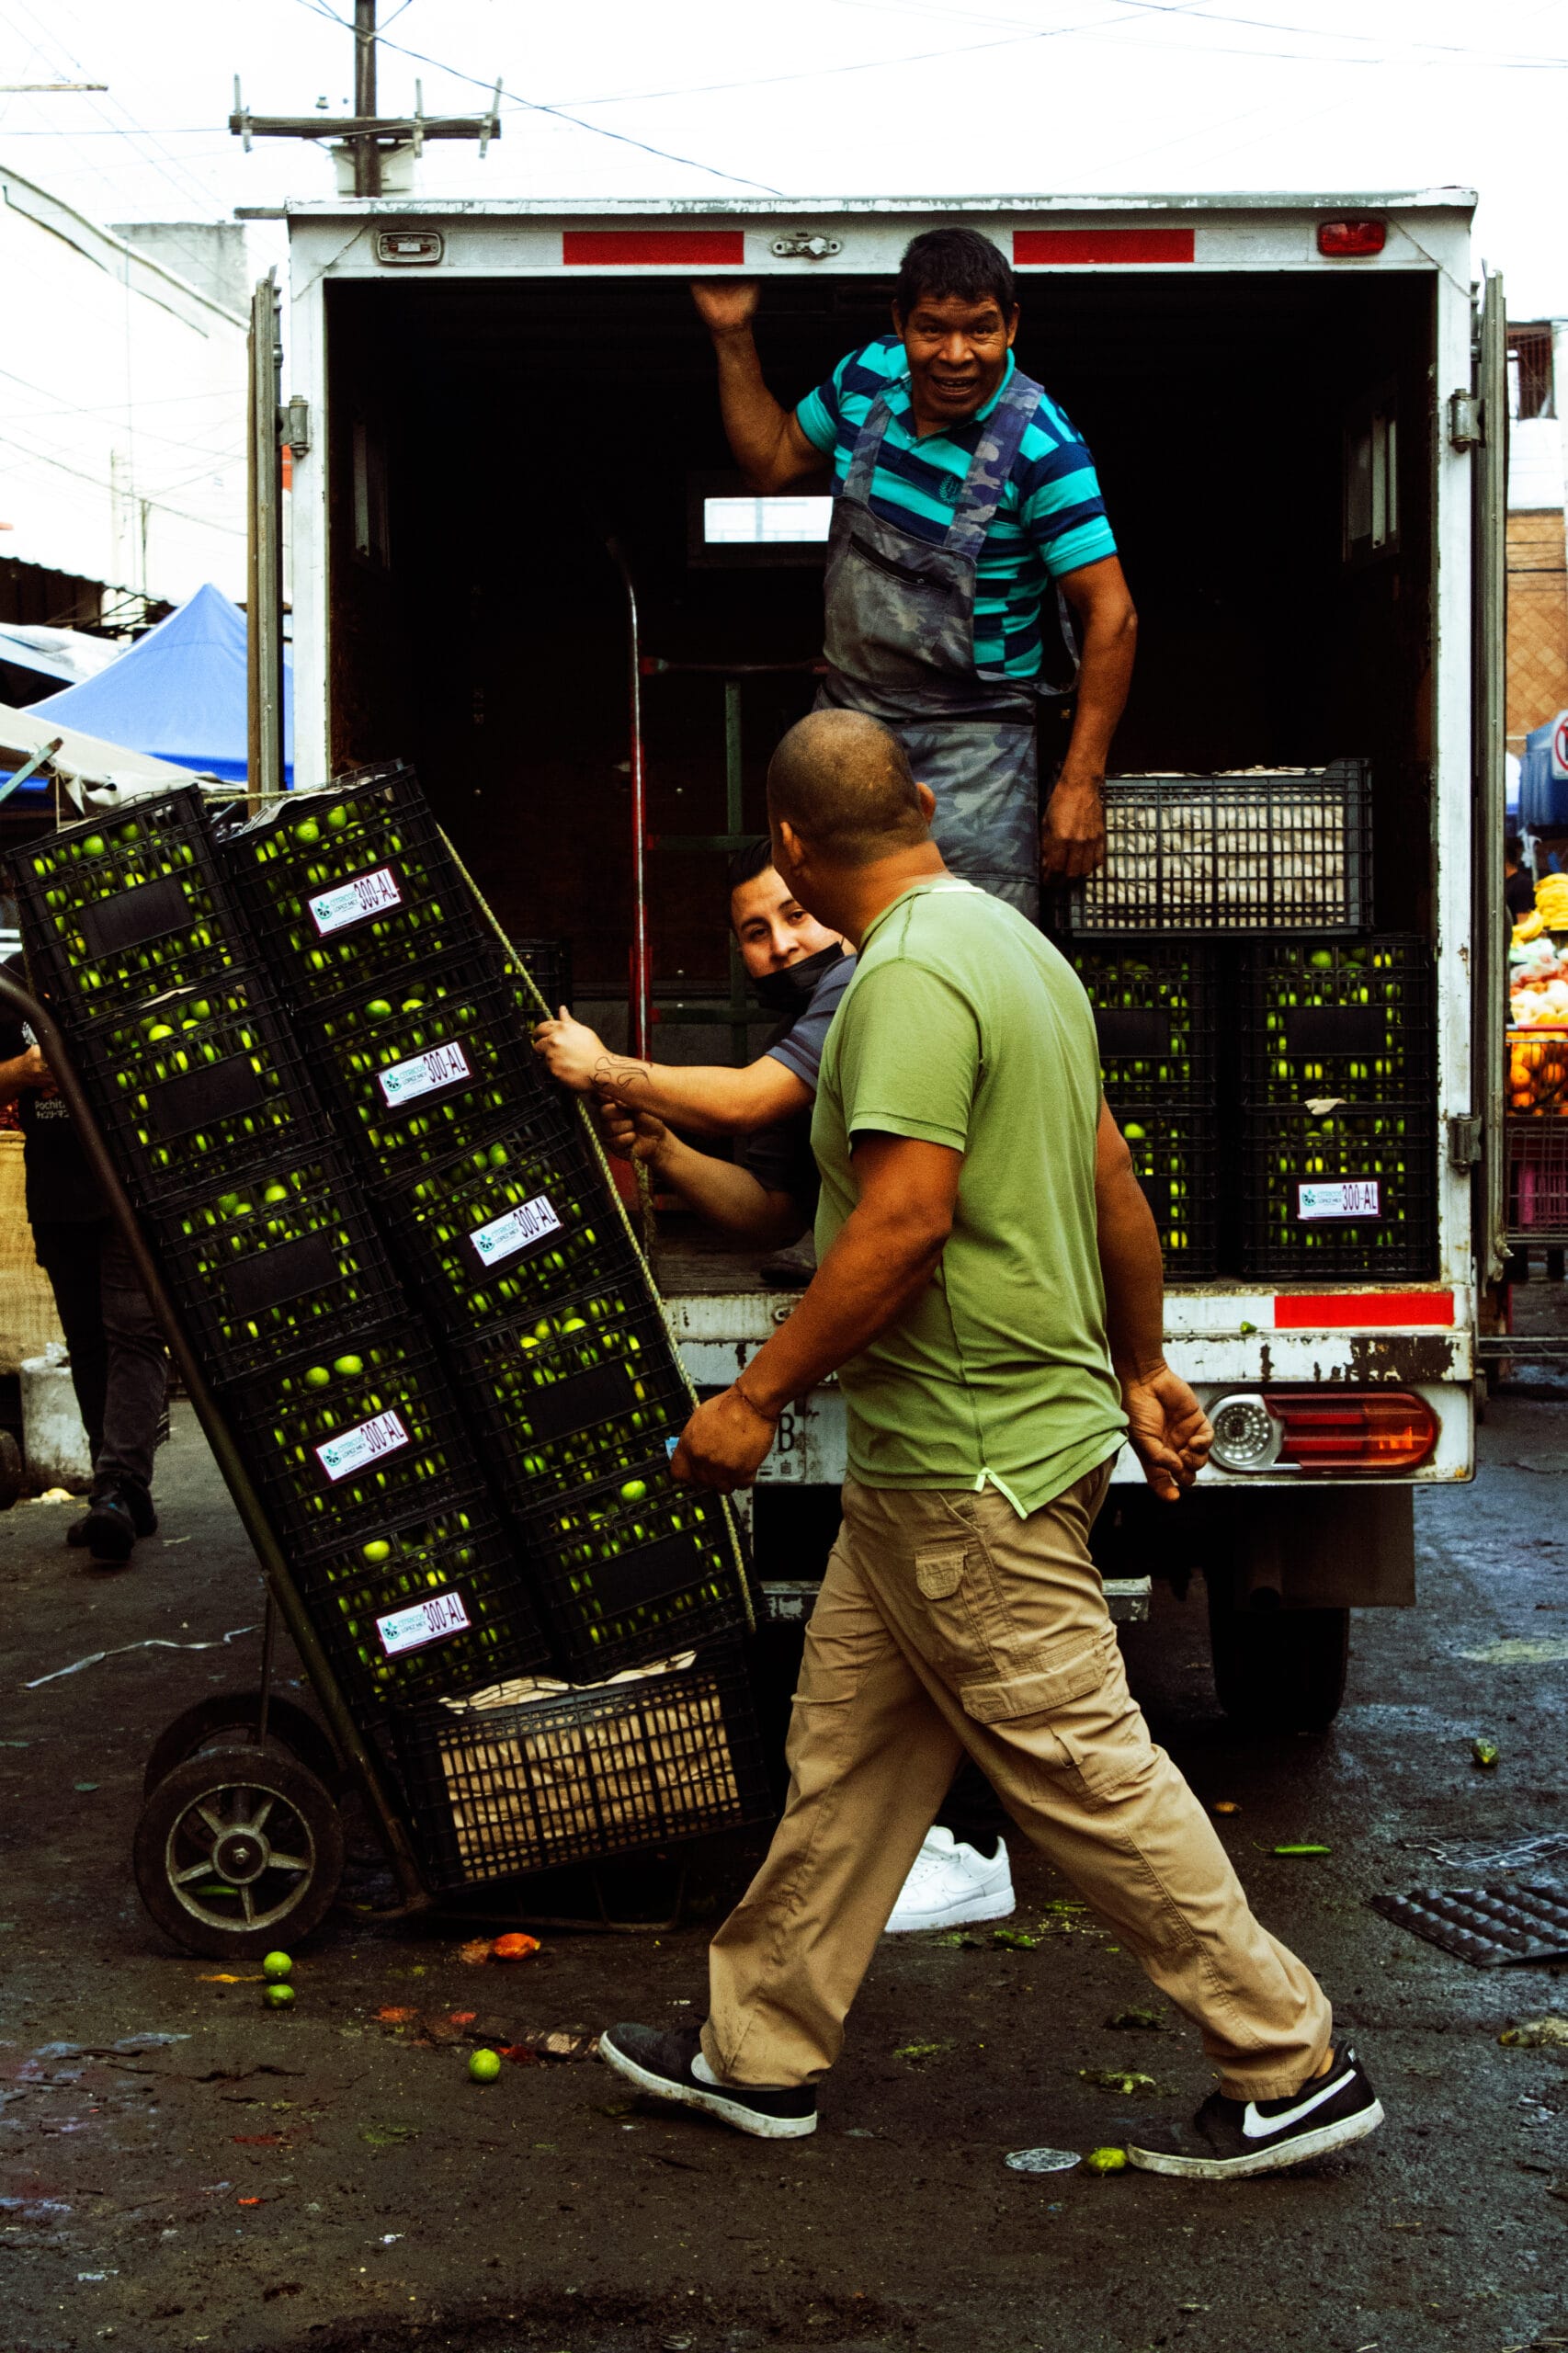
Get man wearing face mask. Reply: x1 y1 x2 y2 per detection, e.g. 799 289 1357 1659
535 842 1017 1937
533 839 854 1258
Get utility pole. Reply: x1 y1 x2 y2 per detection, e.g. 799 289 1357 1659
231 0 501 192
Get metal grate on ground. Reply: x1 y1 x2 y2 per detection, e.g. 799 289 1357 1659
1369 1880 1568 1966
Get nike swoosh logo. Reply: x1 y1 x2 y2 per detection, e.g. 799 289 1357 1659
1242 2065 1355 2140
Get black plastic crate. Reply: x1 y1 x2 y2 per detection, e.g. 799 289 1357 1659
1069 943 1216 1099
295 1497 551 1717
1239 1100 1437 1279
512 938 574 1017
12 785 246 1019
222 1320 481 1549
1241 937 1433 1105
1112 1099 1219 1279
1064 761 1372 937
384 1112 637 1336
223 763 489 1009
515 1462 746 1680
149 1145 403 1382
70 968 331 1207
450 1289 689 1509
392 1643 769 1893
306 949 550 1181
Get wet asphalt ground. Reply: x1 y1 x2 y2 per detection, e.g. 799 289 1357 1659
2 1369 1566 2353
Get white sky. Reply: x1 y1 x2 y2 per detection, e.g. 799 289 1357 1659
0 0 1564 313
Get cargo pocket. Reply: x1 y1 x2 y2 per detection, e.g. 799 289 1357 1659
909 1541 981 1675
915 1546 965 1601
960 1627 1152 1804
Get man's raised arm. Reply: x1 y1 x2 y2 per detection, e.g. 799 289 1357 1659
691 280 828 494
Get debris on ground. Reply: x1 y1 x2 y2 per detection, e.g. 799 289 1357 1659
1211 1801 1240 1815
1471 1737 1501 1768
1270 1842 1332 1858
932 1931 983 1949
491 1933 540 1961
1498 2017 1568 2048
359 2121 419 2148
499 2029 600 2064
1079 2068 1163 2096
893 2040 955 2064
1105 2006 1168 2031
991 1927 1039 1949
1004 2146 1079 2173
1083 2146 1129 2173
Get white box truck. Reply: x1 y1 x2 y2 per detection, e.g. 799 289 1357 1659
255 190 1508 1730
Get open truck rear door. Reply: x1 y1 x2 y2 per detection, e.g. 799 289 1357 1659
1472 266 1508 1288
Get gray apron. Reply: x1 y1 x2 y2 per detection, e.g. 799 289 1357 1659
818 364 1075 924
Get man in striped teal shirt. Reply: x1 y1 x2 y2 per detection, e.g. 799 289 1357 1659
693 228 1137 916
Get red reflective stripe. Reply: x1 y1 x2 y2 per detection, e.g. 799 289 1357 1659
1272 1291 1455 1330
1013 228 1195 266
562 230 745 266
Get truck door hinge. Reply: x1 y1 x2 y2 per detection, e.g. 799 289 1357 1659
1448 1113 1483 1169
280 395 310 458
1448 391 1485 450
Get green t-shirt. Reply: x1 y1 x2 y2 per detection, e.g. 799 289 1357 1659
812 879 1127 1516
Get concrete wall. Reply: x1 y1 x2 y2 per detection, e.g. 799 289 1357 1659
0 166 248 613
110 222 250 320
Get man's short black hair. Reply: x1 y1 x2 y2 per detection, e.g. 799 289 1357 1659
894 227 1016 320
1506 832 1525 861
727 836 776 894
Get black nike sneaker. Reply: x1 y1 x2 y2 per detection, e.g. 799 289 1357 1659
1126 2046 1383 2179
599 2023 817 2141
73 1490 138 1564
68 1483 155 1552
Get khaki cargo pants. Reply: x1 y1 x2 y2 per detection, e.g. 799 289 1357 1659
704 1464 1332 2101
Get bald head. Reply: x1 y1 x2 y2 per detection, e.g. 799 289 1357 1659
767 709 930 869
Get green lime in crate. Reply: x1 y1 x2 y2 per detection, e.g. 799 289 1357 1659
514 1463 746 1680
222 1321 481 1547
307 949 548 1180
1117 1099 1219 1279
149 1146 403 1383
1242 937 1433 1104
71 970 330 1207
386 1115 634 1335
14 784 244 1019
296 1497 550 1714
222 761 487 1009
451 1289 688 1507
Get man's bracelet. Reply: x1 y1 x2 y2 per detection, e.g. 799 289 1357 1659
732 1379 781 1429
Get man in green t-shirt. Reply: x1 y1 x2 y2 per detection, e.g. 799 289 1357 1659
601 710 1383 2182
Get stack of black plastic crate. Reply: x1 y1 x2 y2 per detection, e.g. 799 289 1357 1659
223 764 761 1892
1057 762 1437 1282
13 785 553 1723
1235 938 1436 1279
1068 943 1219 1279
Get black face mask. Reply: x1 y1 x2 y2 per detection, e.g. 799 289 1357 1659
751 941 846 1014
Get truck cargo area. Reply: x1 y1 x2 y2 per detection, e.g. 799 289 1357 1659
321 267 1438 1006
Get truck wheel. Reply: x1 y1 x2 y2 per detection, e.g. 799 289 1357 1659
1206 1579 1349 1733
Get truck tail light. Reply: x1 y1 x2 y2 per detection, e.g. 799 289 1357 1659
1207 1388 1437 1472
1267 1390 1437 1472
1318 219 1386 257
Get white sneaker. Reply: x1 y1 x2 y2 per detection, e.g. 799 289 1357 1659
884 1826 1016 1935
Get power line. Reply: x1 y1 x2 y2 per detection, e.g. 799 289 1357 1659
0 426 246 534
285 0 787 192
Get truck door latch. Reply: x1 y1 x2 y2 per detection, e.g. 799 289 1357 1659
769 233 843 261
1448 1113 1483 1168
1448 391 1485 449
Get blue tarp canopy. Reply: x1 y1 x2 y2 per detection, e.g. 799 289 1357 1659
28 583 292 786
1519 712 1568 835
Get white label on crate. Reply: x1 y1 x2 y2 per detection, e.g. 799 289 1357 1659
1298 1179 1381 1222
308 865 403 938
315 1408 410 1483
376 1589 471 1657
376 1041 472 1108
469 1192 562 1268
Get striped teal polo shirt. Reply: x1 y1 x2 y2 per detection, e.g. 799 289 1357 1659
796 335 1117 683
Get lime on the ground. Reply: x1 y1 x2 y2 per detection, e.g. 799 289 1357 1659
262 1949 292 1981
264 1983 295 2009
469 2048 502 2083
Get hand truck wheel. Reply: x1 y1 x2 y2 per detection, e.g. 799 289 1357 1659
133 1745 345 1961
141 1691 343 1801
